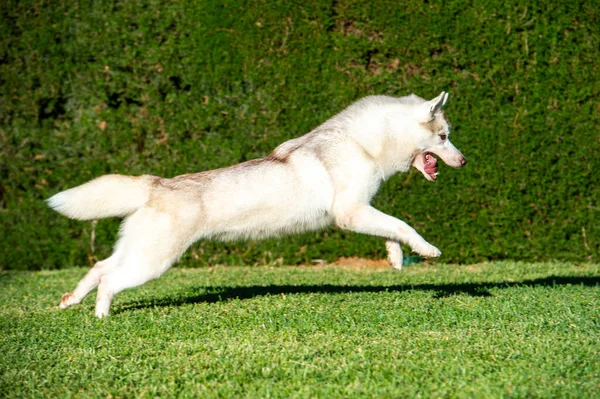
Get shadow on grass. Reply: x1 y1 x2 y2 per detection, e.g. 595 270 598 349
117 275 600 314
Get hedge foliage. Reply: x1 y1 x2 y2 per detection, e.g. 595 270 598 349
1 0 598 270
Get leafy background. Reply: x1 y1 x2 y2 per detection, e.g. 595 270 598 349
1 0 598 270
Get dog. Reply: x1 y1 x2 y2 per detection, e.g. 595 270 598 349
48 92 467 317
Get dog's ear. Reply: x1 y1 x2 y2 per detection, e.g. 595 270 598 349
428 92 448 116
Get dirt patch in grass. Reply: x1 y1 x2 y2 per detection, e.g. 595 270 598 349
308 257 446 272
331 256 390 269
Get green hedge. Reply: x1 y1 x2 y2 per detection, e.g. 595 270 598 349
1 0 598 270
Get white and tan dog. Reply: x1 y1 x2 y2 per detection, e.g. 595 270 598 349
49 92 466 317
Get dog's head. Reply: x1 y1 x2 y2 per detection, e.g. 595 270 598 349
410 92 467 181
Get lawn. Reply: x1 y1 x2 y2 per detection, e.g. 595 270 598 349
1 261 598 398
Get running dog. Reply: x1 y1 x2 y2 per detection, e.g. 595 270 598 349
48 92 467 317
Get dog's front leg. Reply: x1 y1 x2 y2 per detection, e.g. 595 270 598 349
385 240 403 270
335 205 441 260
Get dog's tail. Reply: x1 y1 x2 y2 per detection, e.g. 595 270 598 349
47 174 155 220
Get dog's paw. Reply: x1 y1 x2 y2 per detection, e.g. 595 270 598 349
59 292 74 309
95 310 109 319
425 245 442 258
413 241 441 258
385 240 403 270
423 245 442 258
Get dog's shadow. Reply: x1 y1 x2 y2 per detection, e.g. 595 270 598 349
116 275 600 314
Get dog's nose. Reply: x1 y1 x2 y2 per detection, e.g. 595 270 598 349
460 157 467 166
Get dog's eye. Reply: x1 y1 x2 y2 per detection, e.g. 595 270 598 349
440 134 447 141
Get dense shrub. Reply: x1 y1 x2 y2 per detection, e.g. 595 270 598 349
1 0 598 270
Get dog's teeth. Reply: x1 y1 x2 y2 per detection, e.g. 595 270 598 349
434 172 438 177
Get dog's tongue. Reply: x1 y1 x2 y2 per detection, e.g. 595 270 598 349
424 153 438 179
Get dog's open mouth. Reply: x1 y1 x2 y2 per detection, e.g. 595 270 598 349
423 153 438 180
412 152 439 181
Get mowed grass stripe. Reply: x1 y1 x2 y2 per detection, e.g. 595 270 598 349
1 262 598 398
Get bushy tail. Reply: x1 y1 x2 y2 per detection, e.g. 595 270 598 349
47 174 155 220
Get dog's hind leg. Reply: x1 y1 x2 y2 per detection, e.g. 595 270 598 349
92 208 187 318
93 259 153 318
59 255 119 310
94 251 181 318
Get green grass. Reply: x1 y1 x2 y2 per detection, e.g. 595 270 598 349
1 262 598 398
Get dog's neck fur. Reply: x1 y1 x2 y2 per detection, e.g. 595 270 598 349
321 96 420 180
